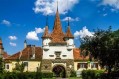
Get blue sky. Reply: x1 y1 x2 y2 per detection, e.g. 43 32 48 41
0 0 119 55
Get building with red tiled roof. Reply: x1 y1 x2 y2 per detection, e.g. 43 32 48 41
4 4 100 77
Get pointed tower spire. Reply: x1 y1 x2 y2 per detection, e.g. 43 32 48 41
68 17 70 26
46 15 48 26
65 26 74 38
0 37 2 45
42 26 50 38
50 1 66 44
57 0 58 11
52 0 62 32
67 0 70 26
24 40 27 48
0 38 4 49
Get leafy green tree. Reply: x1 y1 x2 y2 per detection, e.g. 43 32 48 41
80 27 119 73
0 58 4 74
13 59 25 72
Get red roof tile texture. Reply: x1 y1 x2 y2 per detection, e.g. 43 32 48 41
42 26 50 38
3 52 10 59
42 9 74 44
50 9 66 44
73 48 89 61
65 26 74 38
5 46 42 60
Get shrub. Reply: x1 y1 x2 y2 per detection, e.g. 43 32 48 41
82 70 104 79
70 70 76 77
100 71 119 79
42 72 53 78
0 72 42 79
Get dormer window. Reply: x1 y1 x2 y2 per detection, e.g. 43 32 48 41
55 52 61 59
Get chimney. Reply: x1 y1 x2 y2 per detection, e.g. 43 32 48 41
24 40 27 48
0 38 4 58
31 45 35 59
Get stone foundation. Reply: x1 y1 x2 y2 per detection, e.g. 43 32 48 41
41 59 74 77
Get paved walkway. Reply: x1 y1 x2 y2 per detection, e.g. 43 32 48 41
56 78 69 79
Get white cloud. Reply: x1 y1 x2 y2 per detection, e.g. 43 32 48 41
26 31 39 40
74 26 94 39
10 42 16 46
101 0 119 11
62 17 79 22
103 13 107 16
8 36 17 40
1 20 11 26
35 27 44 33
33 0 79 15
26 27 44 40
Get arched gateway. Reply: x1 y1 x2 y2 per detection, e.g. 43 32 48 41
52 65 66 78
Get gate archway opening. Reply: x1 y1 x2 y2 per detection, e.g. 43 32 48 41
52 65 66 78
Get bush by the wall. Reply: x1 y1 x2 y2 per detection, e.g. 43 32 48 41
70 70 76 77
42 72 53 78
82 70 104 79
100 71 119 79
0 72 42 79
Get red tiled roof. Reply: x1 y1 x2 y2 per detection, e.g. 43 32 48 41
65 26 74 38
42 26 51 38
5 46 42 60
50 9 66 44
3 52 10 59
0 45 3 49
73 48 89 61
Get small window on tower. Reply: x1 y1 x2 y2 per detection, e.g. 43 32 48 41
49 55 54 57
55 52 61 59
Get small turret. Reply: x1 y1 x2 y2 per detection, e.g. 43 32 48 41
0 38 4 58
24 40 27 48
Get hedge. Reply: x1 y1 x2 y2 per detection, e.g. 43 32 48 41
0 72 42 79
70 70 76 77
82 70 104 79
42 72 53 78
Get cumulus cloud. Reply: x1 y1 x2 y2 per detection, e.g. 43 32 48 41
74 26 94 39
62 17 79 22
35 27 45 33
33 0 79 15
26 27 44 40
8 36 17 40
26 31 39 40
10 42 16 46
101 0 119 11
1 20 11 26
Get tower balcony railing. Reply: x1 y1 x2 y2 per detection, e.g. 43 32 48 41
67 45 74 51
43 45 49 51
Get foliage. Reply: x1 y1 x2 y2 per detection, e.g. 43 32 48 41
42 72 53 78
82 70 104 79
0 58 4 74
13 60 25 72
99 71 119 79
80 26 119 73
0 72 42 79
70 70 76 77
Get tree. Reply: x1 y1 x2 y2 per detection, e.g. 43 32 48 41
80 27 119 73
13 59 25 72
0 58 4 74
